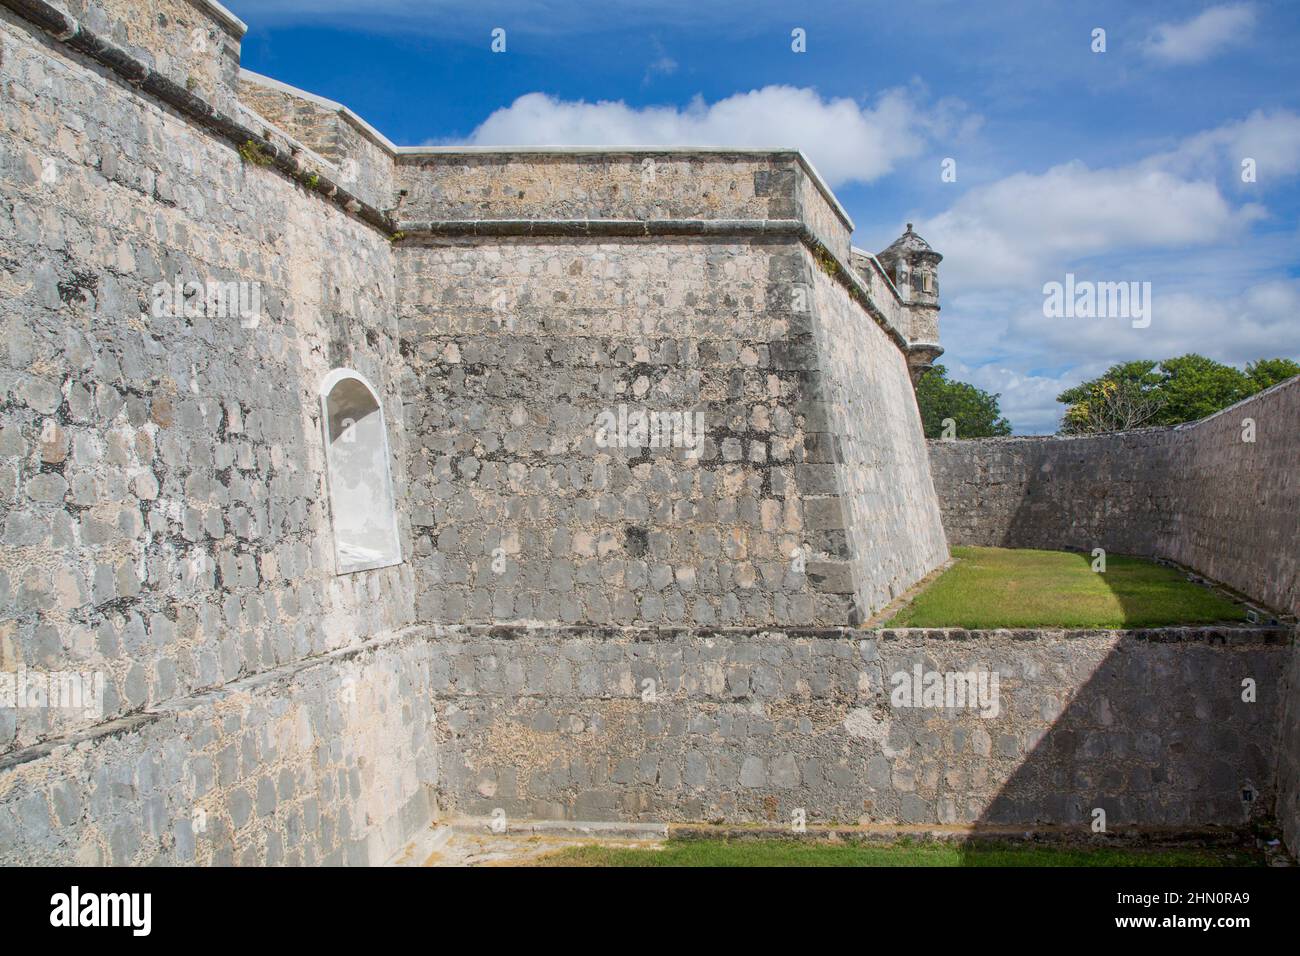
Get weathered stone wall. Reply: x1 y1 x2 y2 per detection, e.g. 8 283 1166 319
10 619 1277 862
1277 643 1300 851
55 0 246 114
927 376 1300 617
395 150 817 225
794 160 852 261
1154 379 1300 618
850 249 911 343
0 0 419 794
928 428 1175 555
803 246 949 619
392 147 947 629
4 0 1293 864
433 625 1285 828
398 235 864 627
0 628 438 865
237 70 396 215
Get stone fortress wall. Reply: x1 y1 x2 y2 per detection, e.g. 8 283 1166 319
0 0 1295 863
436 624 1285 829
0 0 437 863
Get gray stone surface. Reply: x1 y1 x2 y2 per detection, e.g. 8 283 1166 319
928 378 1300 853
0 629 439 865
430 624 1285 828
0 2 414 757
398 232 947 628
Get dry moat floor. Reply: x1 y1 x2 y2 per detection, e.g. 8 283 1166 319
886 547 1247 629
395 830 1278 867
527 839 1265 867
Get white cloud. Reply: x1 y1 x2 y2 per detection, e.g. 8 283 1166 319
1026 278 1300 364
944 358 1079 435
915 112 1300 432
455 86 939 187
922 112 1300 291
1152 109 1300 183
1143 3 1256 65
941 274 1300 433
920 161 1259 288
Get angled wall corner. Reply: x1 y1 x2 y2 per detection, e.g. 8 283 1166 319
319 369 403 574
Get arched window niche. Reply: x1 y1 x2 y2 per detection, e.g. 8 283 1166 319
318 369 402 574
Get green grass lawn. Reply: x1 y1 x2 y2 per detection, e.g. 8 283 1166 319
885 546 1245 629
535 839 1261 867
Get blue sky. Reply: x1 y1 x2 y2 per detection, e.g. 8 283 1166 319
227 0 1300 432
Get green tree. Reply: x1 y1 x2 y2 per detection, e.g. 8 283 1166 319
1057 354 1300 433
1246 357 1300 391
915 364 1012 438
1156 354 1253 422
1057 374 1166 434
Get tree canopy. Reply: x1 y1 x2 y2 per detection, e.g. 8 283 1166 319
1056 354 1300 434
915 364 1012 439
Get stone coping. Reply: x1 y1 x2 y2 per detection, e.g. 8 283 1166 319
665 822 1257 847
395 218 917 354
395 217 808 238
189 0 246 38
2 0 393 231
850 245 905 300
431 622 1293 645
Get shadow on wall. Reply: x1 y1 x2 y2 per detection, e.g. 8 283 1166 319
962 635 1276 848
973 453 1272 841
1000 433 1172 557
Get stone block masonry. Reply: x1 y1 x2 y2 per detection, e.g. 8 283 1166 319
433 625 1285 828
0 4 413 759
1 620 1286 862
0 0 954 861
399 232 947 629
395 151 950 627
0 628 439 865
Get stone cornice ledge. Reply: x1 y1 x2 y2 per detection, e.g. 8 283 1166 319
430 622 1293 646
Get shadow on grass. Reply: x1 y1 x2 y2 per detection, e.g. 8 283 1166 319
888 546 1245 628
531 838 1264 867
